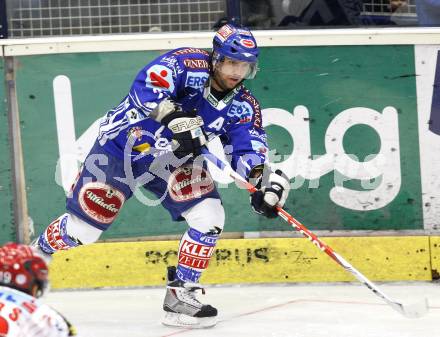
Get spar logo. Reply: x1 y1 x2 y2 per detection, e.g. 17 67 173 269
79 182 125 224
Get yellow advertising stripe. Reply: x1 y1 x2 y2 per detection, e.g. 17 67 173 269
430 236 440 280
49 236 434 289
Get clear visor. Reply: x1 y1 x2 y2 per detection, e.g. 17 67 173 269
215 56 258 80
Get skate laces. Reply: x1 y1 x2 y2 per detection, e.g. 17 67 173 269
169 282 206 306
184 282 206 294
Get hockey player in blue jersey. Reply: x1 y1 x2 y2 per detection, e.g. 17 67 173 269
34 23 291 328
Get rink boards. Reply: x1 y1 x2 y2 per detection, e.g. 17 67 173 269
0 58 15 241
2 40 440 244
1 31 440 288
49 236 440 289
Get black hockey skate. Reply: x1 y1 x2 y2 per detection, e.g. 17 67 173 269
162 266 217 328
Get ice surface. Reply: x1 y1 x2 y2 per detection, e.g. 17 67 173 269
45 282 439 337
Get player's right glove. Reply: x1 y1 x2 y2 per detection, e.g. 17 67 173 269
150 99 207 158
250 169 290 218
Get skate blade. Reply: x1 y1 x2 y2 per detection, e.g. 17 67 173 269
161 311 217 329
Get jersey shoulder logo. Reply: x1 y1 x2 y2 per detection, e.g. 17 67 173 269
228 99 253 124
145 64 175 92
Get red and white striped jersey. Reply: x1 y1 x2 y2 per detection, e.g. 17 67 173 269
0 286 76 337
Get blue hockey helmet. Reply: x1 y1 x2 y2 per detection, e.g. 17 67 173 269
212 24 259 79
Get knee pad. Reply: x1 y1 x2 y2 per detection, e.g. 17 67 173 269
182 198 225 234
38 212 103 254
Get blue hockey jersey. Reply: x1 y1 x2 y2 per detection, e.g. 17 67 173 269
97 47 268 179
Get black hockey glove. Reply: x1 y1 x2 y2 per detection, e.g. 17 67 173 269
162 109 207 158
150 99 207 158
250 169 290 218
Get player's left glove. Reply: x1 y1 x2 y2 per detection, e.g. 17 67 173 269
250 169 290 218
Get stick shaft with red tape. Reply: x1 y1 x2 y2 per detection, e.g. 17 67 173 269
201 147 428 319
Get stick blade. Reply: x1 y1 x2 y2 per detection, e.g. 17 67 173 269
392 298 429 319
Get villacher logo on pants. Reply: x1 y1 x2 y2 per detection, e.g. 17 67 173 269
78 182 125 224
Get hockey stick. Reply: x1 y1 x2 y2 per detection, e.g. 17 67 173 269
201 147 429 318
